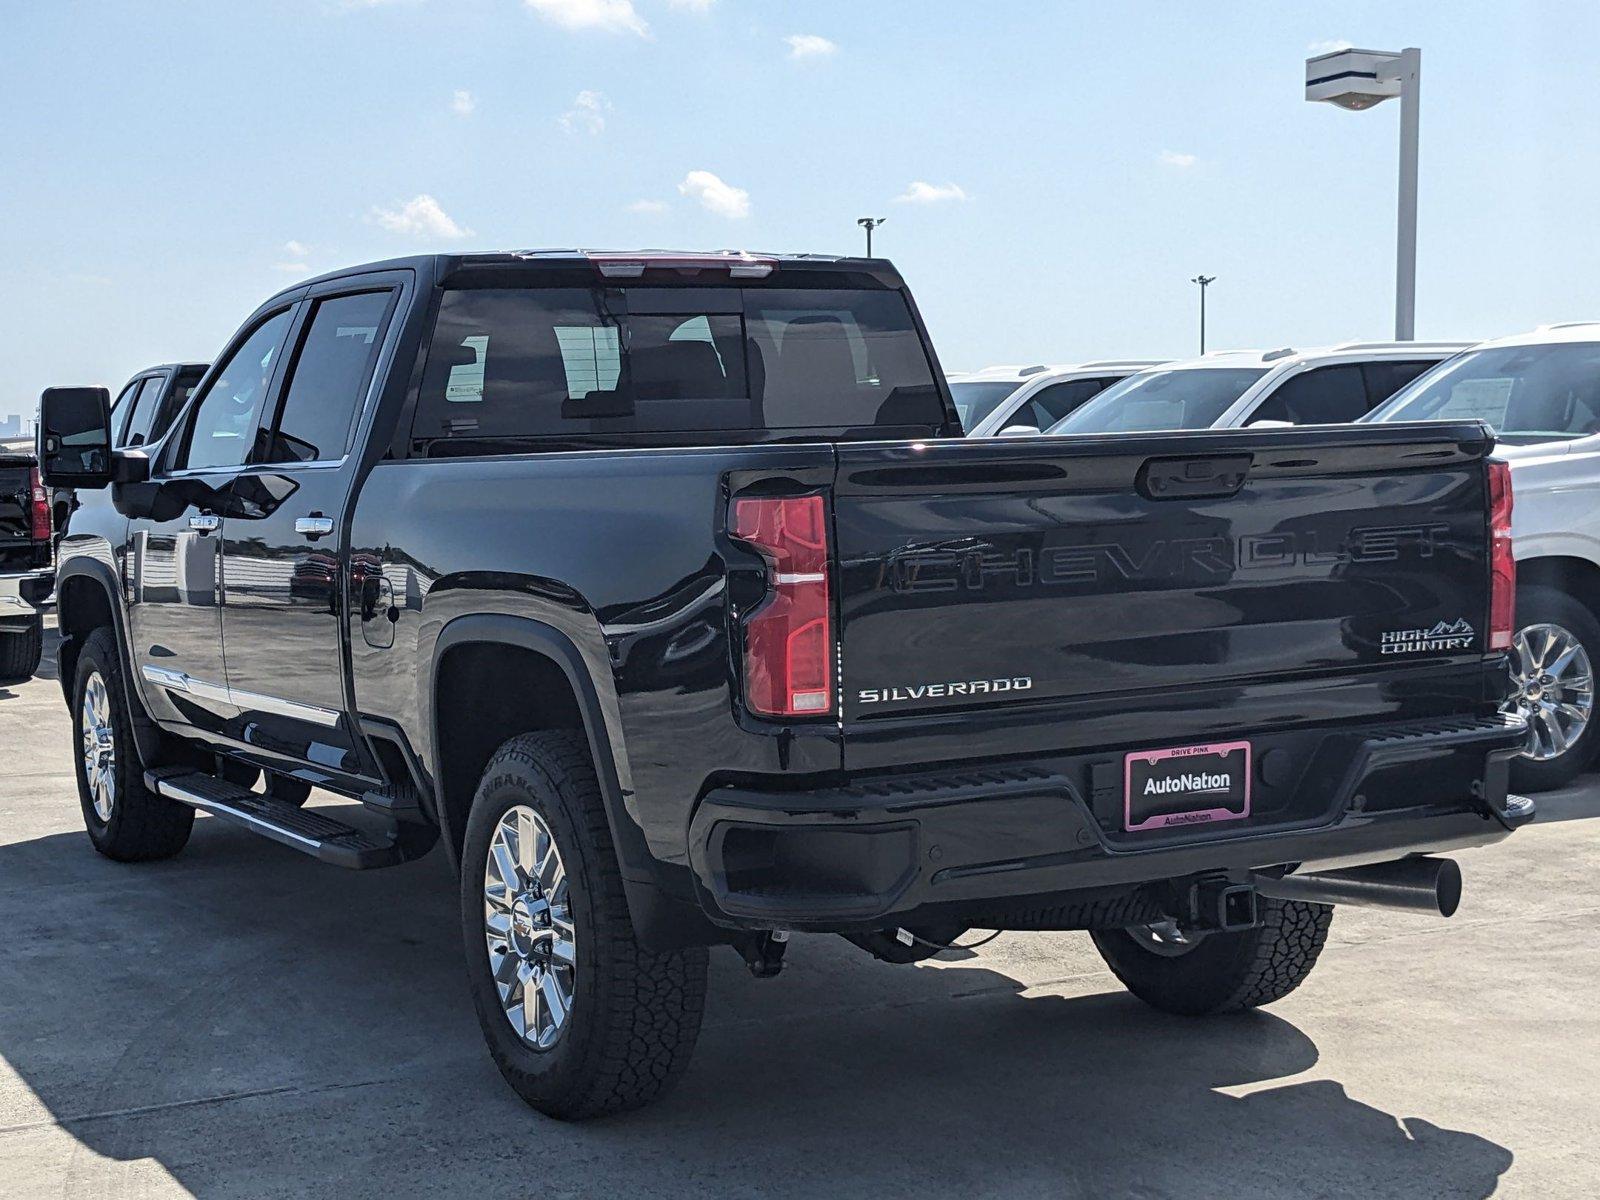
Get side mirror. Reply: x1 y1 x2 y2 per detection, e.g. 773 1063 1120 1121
999 424 1042 438
37 386 113 488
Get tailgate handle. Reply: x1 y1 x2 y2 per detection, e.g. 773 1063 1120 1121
1137 455 1251 500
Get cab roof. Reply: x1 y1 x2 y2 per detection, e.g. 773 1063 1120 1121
274 249 905 303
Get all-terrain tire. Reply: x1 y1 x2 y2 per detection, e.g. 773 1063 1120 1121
0 619 43 682
71 628 194 862
460 731 708 1120
1507 583 1600 792
1091 896 1333 1015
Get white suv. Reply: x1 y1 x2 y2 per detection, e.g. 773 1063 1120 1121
950 361 1164 437
1367 323 1600 790
1045 342 1469 436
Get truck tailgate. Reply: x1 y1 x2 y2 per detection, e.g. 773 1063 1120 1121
832 423 1497 769
0 458 41 573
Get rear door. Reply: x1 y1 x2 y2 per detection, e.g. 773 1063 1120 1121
830 426 1494 770
218 278 402 771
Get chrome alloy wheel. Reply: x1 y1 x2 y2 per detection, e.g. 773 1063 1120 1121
1505 622 1595 762
1126 919 1207 958
484 804 576 1051
80 670 116 822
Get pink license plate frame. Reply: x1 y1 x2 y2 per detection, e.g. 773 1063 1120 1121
1123 740 1252 832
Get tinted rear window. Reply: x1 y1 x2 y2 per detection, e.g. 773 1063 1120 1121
413 286 941 445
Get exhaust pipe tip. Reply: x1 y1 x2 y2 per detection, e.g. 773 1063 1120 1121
1255 855 1463 917
1435 857 1462 918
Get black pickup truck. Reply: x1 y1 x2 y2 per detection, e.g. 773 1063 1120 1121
40 250 1530 1119
0 449 52 679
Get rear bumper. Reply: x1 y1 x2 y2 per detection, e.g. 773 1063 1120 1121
687 714 1532 931
0 568 52 630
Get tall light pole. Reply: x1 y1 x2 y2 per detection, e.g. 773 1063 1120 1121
1306 46 1422 340
1191 274 1216 354
857 217 886 256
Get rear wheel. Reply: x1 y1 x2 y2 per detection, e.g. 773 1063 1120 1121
1090 897 1333 1015
71 628 194 862
460 732 708 1119
1503 584 1600 792
0 619 43 682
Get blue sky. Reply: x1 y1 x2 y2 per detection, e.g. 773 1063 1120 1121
2 0 1596 419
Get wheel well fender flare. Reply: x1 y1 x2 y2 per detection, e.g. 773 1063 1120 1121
427 614 651 882
54 559 162 764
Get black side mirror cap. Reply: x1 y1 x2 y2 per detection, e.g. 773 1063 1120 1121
112 448 151 485
37 386 113 489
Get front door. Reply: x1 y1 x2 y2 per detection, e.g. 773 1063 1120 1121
219 284 400 772
128 306 298 735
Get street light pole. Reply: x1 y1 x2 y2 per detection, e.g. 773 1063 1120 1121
1393 47 1421 341
1192 274 1216 354
857 217 886 256
1306 46 1423 341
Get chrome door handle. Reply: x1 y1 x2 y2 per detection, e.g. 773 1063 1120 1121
294 516 334 539
188 514 220 533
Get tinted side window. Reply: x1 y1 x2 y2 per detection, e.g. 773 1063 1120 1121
1023 377 1111 428
1361 360 1436 408
262 292 392 463
1251 365 1369 425
149 368 204 444
110 381 141 445
121 376 167 447
180 310 293 470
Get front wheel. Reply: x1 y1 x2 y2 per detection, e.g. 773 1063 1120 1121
1504 584 1600 792
1091 896 1333 1015
460 732 708 1120
71 628 194 861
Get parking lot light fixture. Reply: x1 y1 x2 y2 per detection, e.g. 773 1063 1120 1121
1305 46 1422 341
857 217 886 256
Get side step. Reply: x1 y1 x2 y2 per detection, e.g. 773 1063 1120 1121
146 767 414 869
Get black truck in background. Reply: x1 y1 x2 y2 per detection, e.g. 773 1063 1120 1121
40 250 1530 1119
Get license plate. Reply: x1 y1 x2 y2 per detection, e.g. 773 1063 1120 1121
1124 740 1251 832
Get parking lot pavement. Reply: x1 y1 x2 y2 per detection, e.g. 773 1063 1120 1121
1 628 1597 1199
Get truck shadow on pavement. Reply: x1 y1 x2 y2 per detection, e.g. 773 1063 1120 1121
0 818 1513 1199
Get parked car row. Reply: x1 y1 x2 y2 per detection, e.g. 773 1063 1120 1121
953 321 1600 792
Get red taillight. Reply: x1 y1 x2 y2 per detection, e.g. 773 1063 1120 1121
27 466 50 543
731 493 833 717
1488 459 1515 651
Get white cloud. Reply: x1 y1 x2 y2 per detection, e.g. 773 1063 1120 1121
282 240 311 258
272 261 311 274
559 90 610 134
894 180 966 204
451 89 475 116
628 199 669 214
678 170 750 219
525 0 648 37
784 33 837 60
370 194 472 239
668 0 713 9
1158 149 1198 169
1308 38 1353 54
